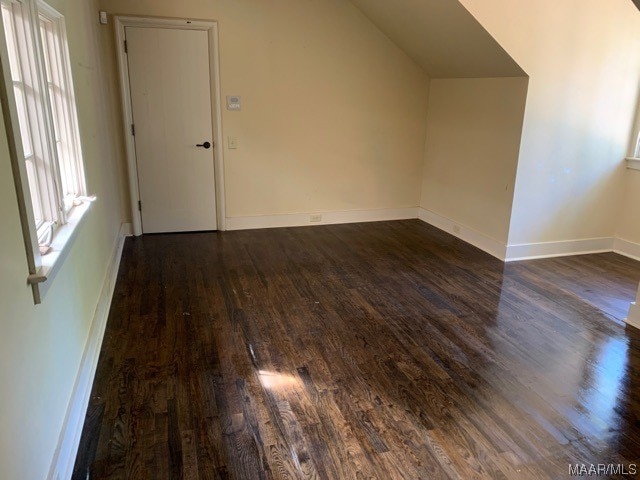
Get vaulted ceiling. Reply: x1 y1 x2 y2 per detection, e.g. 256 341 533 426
349 0 526 78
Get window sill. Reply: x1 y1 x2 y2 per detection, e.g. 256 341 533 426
626 157 640 170
27 199 94 303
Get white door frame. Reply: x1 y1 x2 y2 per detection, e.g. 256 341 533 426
114 16 226 235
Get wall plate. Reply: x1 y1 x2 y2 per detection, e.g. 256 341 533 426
226 95 241 111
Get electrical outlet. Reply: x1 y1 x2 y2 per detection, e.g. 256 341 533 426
310 214 322 223
453 225 461 235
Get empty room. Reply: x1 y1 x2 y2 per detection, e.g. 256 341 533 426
2 0 640 478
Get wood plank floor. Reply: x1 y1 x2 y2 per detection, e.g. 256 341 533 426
73 220 640 479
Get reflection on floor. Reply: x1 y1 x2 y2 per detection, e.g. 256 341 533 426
73 220 640 479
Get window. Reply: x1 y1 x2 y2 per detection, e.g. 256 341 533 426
629 94 640 164
0 0 89 302
627 105 640 170
38 8 85 212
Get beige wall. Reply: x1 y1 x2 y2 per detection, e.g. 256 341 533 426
350 0 524 78
458 0 640 246
617 103 640 245
420 77 528 244
99 0 430 220
0 0 124 478
617 171 640 244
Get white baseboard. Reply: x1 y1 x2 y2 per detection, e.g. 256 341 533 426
414 210 640 264
626 281 640 329
227 208 640 266
225 207 419 231
47 223 130 480
626 303 640 330
120 222 133 237
417 208 507 260
505 237 615 262
614 237 640 262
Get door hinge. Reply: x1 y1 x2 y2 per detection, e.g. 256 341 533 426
124 39 128 53
131 123 135 136
138 200 142 211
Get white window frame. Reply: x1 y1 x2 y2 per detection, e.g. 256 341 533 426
0 0 91 303
631 129 640 160
627 98 640 170
2 0 59 235
38 3 85 211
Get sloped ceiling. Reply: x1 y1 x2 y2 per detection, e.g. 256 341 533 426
349 0 526 78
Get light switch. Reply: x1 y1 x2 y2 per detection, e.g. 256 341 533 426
228 136 238 149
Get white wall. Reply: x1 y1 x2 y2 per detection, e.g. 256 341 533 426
0 0 124 478
99 0 430 222
458 0 640 247
420 77 528 245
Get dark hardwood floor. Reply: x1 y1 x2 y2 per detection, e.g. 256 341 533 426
73 220 640 479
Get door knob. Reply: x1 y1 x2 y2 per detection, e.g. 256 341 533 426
196 141 212 149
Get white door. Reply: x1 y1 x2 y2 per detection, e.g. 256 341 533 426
125 26 217 233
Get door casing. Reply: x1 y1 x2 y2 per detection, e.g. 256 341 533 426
114 15 226 235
